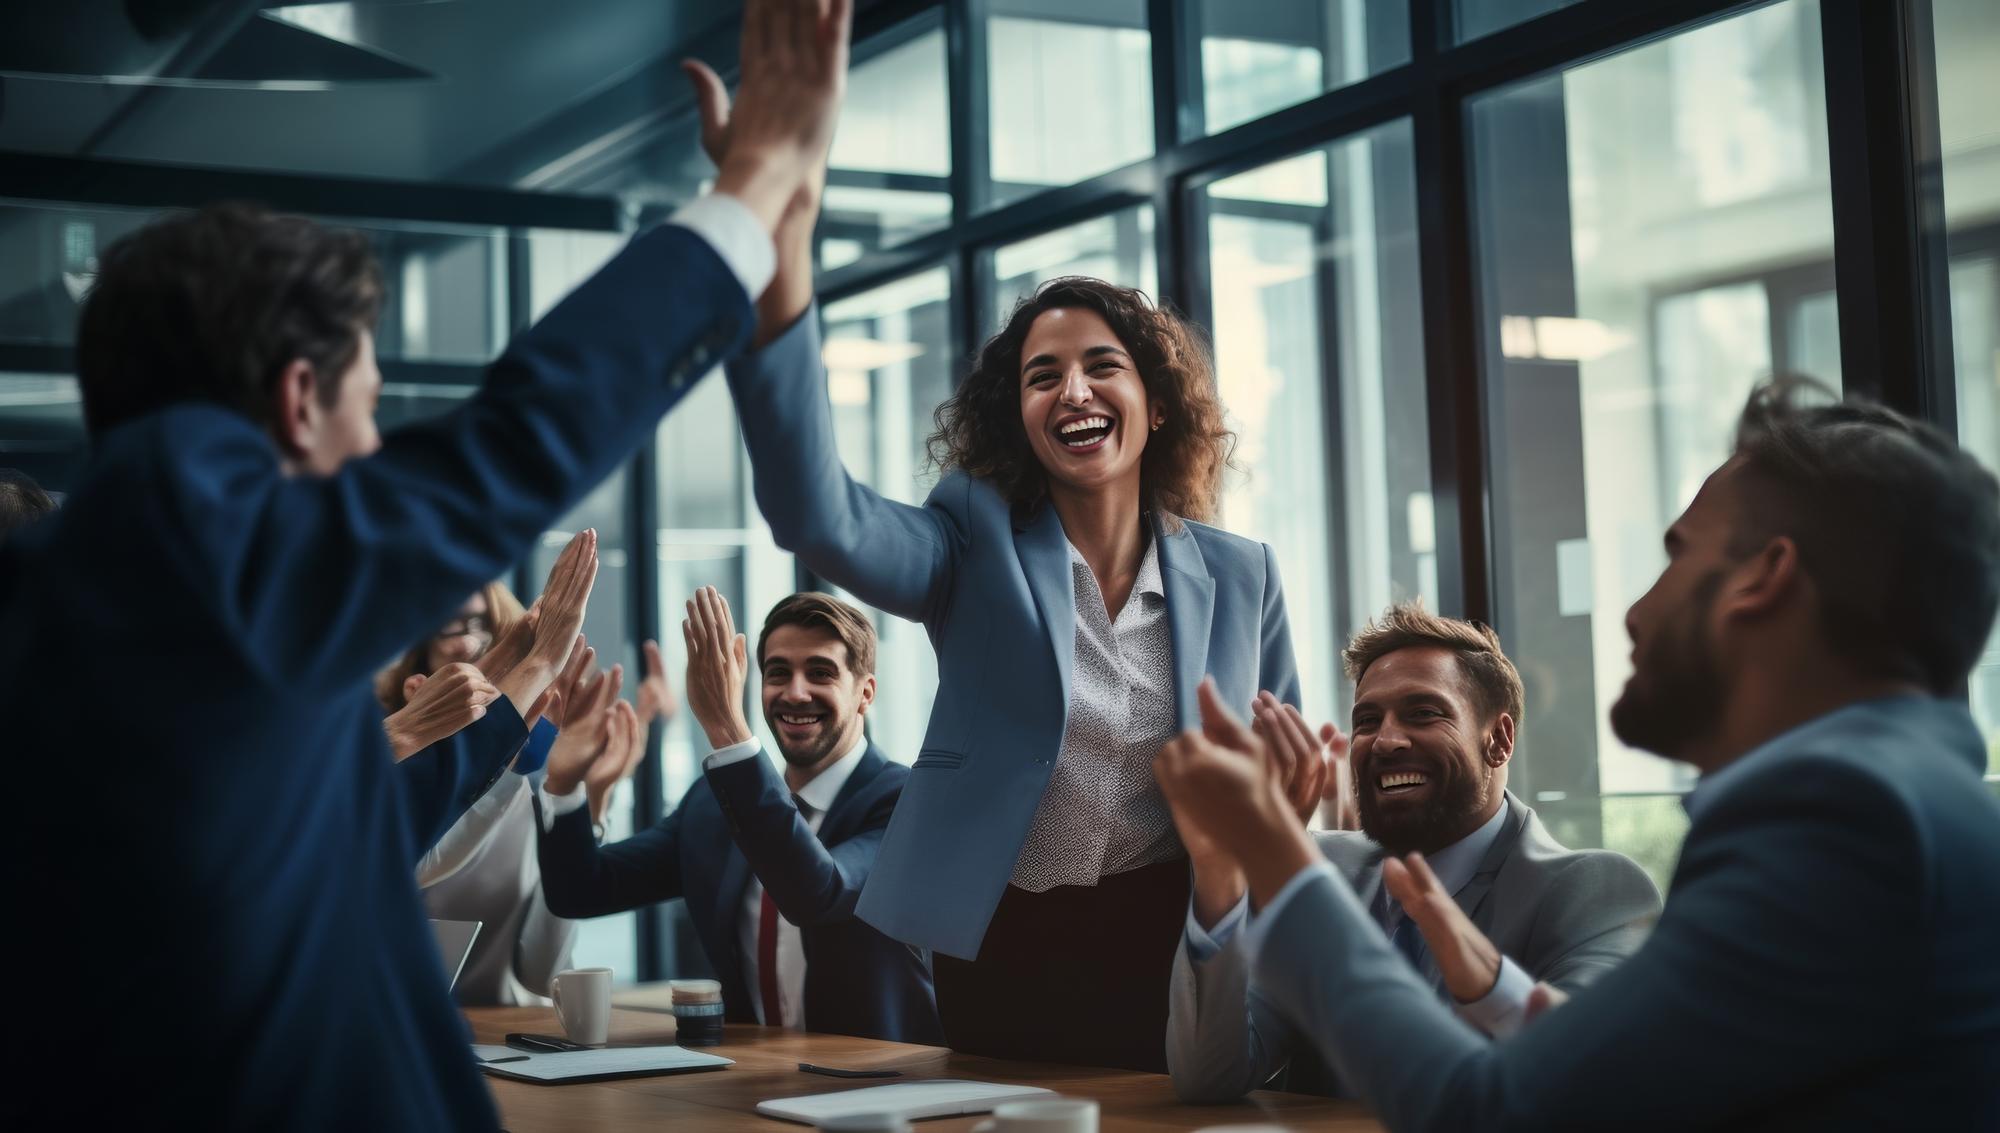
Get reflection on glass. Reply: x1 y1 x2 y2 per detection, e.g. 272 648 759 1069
1188 0 1409 137
986 0 1153 209
1203 119 1431 726
1929 0 2000 773
992 206 1158 326
0 201 506 363
820 268 956 763
822 15 952 270
1455 0 1579 43
1471 0 1837 849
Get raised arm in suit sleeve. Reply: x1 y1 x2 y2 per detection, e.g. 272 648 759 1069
1166 917 1304 1102
704 748 893 926
1259 543 1302 707
398 695 529 858
140 216 760 695
535 795 688 919
722 305 965 623
1248 757 1923 1131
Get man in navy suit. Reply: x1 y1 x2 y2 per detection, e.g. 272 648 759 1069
0 3 855 1127
1155 380 2000 1130
538 588 941 1043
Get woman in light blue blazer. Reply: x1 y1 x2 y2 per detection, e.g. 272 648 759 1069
724 267 1301 1071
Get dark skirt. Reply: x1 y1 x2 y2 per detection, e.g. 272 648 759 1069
931 857 1191 1072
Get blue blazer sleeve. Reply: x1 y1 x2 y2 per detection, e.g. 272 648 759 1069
722 305 965 623
1250 757 1926 1131
535 796 687 919
703 753 893 926
396 695 528 856
130 224 752 693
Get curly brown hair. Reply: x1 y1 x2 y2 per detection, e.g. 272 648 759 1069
926 277 1234 523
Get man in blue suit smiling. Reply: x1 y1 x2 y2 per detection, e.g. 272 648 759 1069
537 588 940 1044
0 2 856 1127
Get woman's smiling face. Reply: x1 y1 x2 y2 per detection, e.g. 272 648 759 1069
1017 306 1159 499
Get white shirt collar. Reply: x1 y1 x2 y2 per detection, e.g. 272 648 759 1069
792 733 869 816
1067 533 1165 600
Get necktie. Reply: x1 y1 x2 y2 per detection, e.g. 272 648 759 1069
1390 911 1431 981
756 794 814 1029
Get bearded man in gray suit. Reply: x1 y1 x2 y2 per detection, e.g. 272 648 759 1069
1165 604 1661 1101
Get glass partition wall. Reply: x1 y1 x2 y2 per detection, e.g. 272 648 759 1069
3 0 1992 981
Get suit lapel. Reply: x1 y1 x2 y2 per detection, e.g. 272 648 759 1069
1454 792 1530 927
1014 503 1076 708
817 745 886 844
1155 515 1215 730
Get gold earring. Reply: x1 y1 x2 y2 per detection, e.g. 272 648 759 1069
1151 418 1163 431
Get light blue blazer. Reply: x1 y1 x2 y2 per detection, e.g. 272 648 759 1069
725 308 1301 960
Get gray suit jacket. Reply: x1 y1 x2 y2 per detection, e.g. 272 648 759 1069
1167 790 1661 1101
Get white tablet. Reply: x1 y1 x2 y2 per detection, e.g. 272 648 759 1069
756 1081 1055 1125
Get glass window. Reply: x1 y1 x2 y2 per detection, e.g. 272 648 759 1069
1455 0 1579 44
1185 0 1409 138
1201 119 1432 733
985 0 1154 210
1926 0 2000 777
992 206 1158 326
821 13 952 271
819 267 957 763
654 374 797 806
526 470 636 979
0 200 506 363
1469 0 1837 885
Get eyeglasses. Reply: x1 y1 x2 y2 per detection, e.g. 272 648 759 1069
431 615 495 645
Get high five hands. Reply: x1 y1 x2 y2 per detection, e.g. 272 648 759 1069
698 0 852 235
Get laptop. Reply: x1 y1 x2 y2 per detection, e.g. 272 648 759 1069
430 919 482 989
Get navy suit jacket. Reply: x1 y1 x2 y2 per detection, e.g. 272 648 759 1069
1252 695 2000 1131
726 308 1301 960
0 223 753 1130
537 743 942 1044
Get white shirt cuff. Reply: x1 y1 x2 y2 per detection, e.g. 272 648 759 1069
1454 955 1536 1039
537 779 590 831
702 736 763 770
669 194 775 299
1244 859 1341 961
1185 893 1249 963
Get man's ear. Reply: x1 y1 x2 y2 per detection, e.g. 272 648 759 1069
855 674 877 716
1722 536 1802 623
1486 712 1516 767
270 357 319 460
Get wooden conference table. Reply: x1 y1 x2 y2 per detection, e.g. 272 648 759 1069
467 984 1384 1131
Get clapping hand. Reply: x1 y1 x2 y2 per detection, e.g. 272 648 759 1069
1155 679 1322 908
383 662 498 760
682 587 754 751
1381 851 1503 1004
544 654 624 798
585 699 647 825
491 530 599 719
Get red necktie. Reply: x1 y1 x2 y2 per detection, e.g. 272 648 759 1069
758 889 783 1028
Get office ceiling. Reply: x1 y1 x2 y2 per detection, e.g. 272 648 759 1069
0 0 742 189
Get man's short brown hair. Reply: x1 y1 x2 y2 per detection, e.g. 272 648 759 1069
1343 602 1525 728
756 592 877 677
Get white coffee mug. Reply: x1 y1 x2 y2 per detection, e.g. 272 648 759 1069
971 1098 1099 1133
549 966 612 1046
